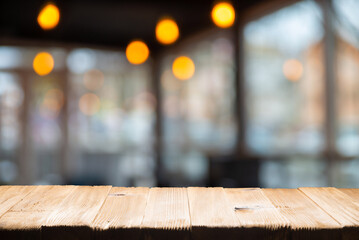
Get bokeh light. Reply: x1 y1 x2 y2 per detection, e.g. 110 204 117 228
156 18 180 45
211 2 235 28
283 59 304 82
37 3 60 30
172 56 195 80
83 69 104 91
67 49 96 74
33 52 54 76
79 93 101 116
126 40 150 65
40 88 64 118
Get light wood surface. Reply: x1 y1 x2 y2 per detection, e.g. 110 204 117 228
263 188 341 239
93 187 149 240
299 187 359 239
43 185 111 240
188 187 242 240
339 188 359 203
142 187 191 240
0 186 358 239
225 188 289 238
0 185 76 239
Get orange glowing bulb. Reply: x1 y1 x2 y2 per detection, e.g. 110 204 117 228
126 40 150 65
211 2 235 28
156 18 180 45
172 56 195 80
37 3 60 30
33 52 54 76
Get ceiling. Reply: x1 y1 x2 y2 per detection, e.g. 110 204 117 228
0 0 266 52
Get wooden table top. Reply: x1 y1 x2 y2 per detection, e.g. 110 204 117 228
0 186 358 239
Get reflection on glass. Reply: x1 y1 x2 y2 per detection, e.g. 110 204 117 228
31 74 63 184
334 0 359 156
0 72 22 156
0 45 155 186
260 157 326 188
78 93 101 116
0 47 22 69
0 72 21 184
68 48 155 186
161 34 236 185
244 1 324 155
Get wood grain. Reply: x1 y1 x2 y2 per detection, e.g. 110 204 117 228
0 186 357 239
225 188 289 239
299 187 359 239
93 187 149 240
0 185 38 239
141 187 191 240
0 185 76 239
339 189 359 204
188 187 241 240
0 186 35 217
42 185 111 240
264 188 341 240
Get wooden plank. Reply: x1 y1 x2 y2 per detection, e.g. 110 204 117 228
0 185 76 239
42 185 112 240
299 187 359 239
263 188 341 240
339 189 359 204
0 186 11 198
225 188 289 239
141 187 190 240
93 187 149 240
0 186 35 217
188 187 241 240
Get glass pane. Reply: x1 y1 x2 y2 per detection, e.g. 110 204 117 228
30 72 64 184
332 159 359 188
244 1 325 155
333 0 359 156
68 49 155 186
161 33 236 185
260 157 327 188
0 71 22 184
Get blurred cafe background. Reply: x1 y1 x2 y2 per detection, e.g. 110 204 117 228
0 0 358 187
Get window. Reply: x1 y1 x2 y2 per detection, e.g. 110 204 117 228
244 1 324 155
161 32 236 185
244 1 327 187
0 46 155 185
333 0 359 187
